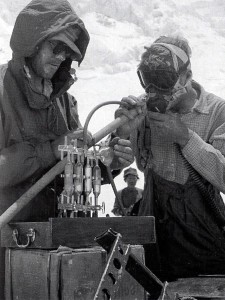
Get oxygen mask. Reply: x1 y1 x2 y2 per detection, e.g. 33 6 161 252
137 41 192 113
137 64 184 113
138 63 192 114
145 89 172 113
144 79 192 114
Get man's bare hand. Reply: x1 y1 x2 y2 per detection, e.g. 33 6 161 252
115 95 147 138
110 138 134 170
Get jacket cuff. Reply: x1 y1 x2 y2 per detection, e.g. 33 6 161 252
181 130 203 161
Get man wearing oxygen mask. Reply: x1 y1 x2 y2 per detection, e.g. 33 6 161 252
115 35 225 281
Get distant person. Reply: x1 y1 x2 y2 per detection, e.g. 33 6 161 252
0 0 134 297
112 167 143 216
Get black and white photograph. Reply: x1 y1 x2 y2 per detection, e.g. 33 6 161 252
0 0 225 299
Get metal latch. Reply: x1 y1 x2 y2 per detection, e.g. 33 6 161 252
12 228 36 248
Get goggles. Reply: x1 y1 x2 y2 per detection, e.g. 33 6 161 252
137 42 190 92
137 68 179 92
49 40 78 60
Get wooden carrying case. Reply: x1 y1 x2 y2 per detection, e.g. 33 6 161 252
2 216 155 299
5 245 146 300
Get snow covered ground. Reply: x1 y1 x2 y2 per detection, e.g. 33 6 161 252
0 0 225 215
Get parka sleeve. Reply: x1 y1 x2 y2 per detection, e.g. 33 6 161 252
0 132 57 188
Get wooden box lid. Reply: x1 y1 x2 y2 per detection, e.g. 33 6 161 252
1 216 155 249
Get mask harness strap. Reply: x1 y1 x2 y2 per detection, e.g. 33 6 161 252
153 42 190 72
153 43 192 93
138 43 191 92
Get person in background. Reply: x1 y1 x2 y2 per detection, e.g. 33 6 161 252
112 167 143 216
0 0 134 297
115 35 225 282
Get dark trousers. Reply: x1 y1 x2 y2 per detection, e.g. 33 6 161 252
148 173 225 281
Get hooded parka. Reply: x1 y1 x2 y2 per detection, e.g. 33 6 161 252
0 0 90 296
0 0 90 220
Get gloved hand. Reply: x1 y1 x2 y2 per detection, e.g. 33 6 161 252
51 129 92 160
115 95 147 138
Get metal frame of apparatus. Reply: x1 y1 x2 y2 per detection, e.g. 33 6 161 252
58 138 105 218
57 100 125 218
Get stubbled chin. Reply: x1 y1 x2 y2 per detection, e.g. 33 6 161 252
44 65 59 78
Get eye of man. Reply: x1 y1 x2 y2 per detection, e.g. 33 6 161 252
49 40 77 60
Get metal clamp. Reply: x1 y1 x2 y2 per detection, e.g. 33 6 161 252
94 230 130 299
94 228 168 300
12 228 36 248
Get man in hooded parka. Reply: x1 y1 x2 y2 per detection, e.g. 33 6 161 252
0 0 134 297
